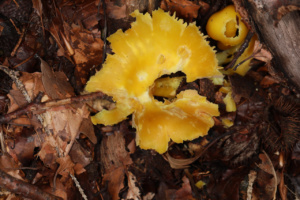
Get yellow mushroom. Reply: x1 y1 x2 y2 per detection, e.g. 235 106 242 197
206 5 248 47
85 9 222 153
216 35 256 76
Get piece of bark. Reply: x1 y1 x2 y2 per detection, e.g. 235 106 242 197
242 0 300 90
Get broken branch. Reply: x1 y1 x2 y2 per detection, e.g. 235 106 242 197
0 92 112 124
224 31 254 70
0 168 63 200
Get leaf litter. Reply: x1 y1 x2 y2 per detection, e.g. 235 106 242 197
0 0 299 200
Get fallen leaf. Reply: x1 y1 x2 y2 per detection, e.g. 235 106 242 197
103 167 125 200
174 176 195 200
160 0 201 22
106 1 127 19
69 141 92 167
40 58 74 100
253 40 273 63
63 23 103 91
78 118 97 144
0 153 24 180
56 155 75 179
31 0 44 36
100 131 133 200
126 171 141 200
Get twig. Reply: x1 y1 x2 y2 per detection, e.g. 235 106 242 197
12 0 19 7
0 168 63 200
224 31 254 70
246 170 257 200
101 0 107 64
165 130 234 168
11 27 26 57
0 126 5 153
70 173 88 200
13 52 35 69
0 65 48 136
0 65 31 103
9 19 21 35
0 92 112 124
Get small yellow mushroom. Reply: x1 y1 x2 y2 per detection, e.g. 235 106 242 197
219 86 236 112
206 5 248 47
216 35 256 76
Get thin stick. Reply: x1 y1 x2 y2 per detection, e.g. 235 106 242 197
0 65 31 103
0 92 112 124
101 0 107 64
224 31 254 70
12 0 20 7
246 170 257 200
0 168 63 200
0 126 5 153
13 53 35 69
70 173 88 200
11 27 26 57
9 19 21 34
0 66 46 136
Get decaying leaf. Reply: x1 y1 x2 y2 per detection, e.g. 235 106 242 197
126 171 141 200
63 23 104 90
101 131 133 200
160 0 201 22
40 58 74 100
49 13 104 91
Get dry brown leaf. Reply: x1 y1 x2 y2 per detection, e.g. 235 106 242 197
253 40 273 63
126 171 141 200
100 131 133 172
0 153 24 180
101 131 133 200
40 58 74 100
32 0 44 36
46 177 68 200
69 141 92 167
6 129 36 166
73 163 86 175
63 23 103 91
49 16 71 61
260 75 280 88
56 155 75 178
78 118 97 144
8 72 44 111
42 104 91 156
32 0 42 17
106 1 127 19
103 167 125 200
175 176 195 200
7 72 44 126
254 151 278 200
58 0 100 30
38 135 59 168
160 0 201 22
